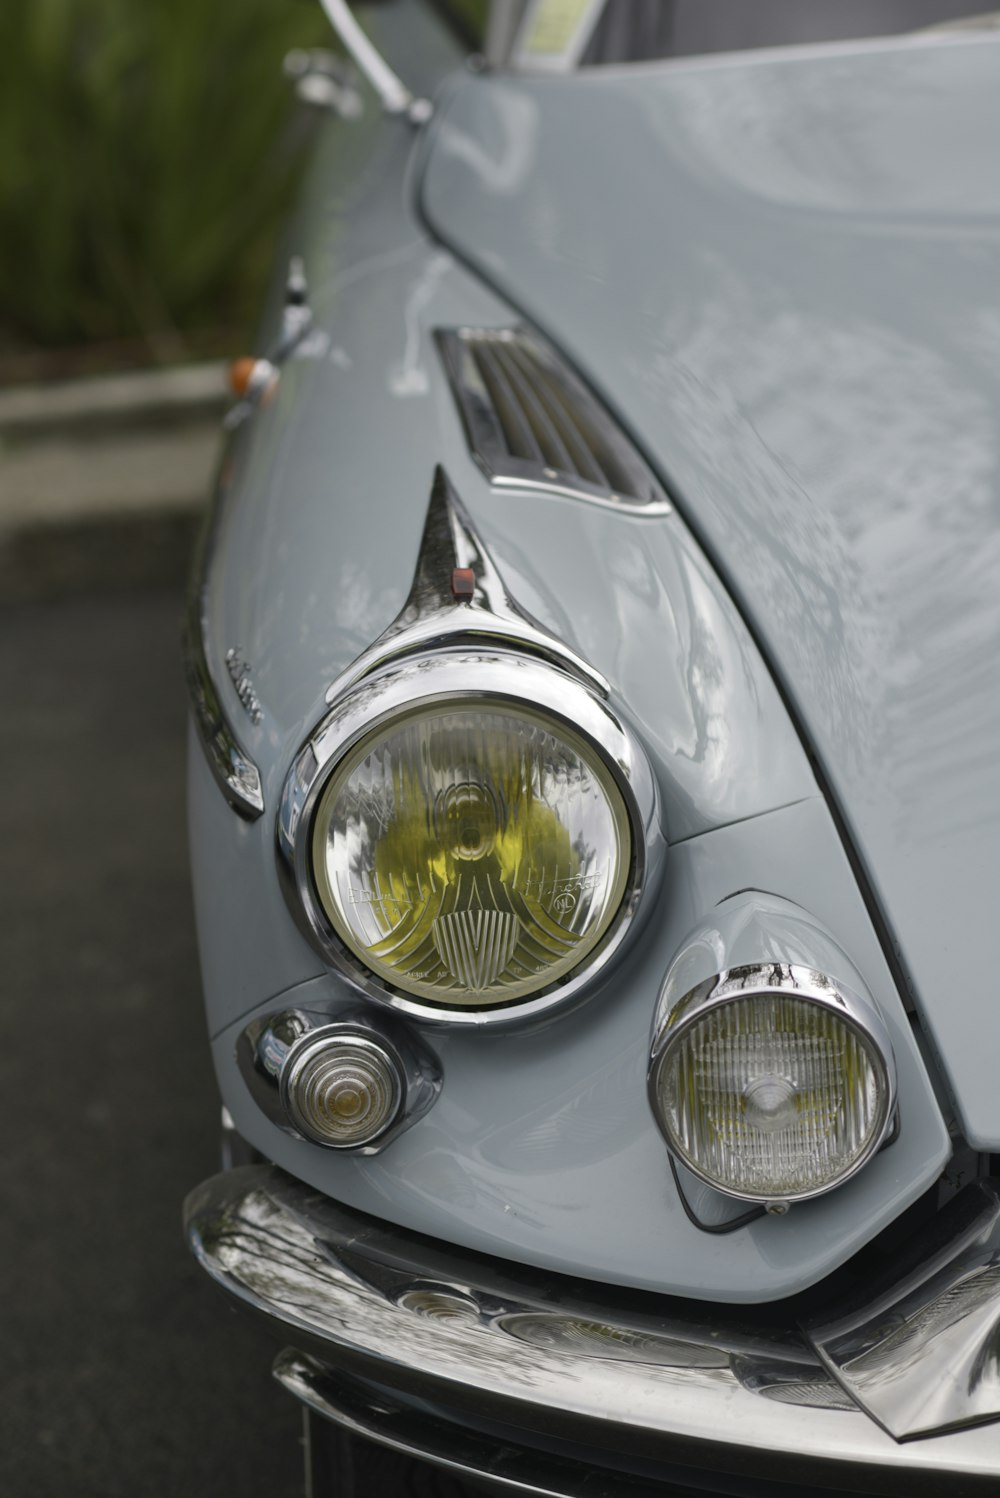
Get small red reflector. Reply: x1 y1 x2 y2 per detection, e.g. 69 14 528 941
451 568 476 600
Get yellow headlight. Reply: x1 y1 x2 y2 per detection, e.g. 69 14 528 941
310 701 632 1009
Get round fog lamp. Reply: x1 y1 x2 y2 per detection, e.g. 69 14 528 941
650 967 895 1203
281 1031 403 1148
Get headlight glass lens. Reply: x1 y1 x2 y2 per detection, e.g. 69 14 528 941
310 701 632 1008
653 993 889 1200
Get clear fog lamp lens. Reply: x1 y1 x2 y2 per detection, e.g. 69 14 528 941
310 702 632 1008
282 1034 402 1147
654 993 889 1200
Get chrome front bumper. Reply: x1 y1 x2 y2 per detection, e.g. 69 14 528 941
184 1166 1000 1495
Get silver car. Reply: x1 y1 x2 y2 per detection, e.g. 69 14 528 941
183 2 1000 1491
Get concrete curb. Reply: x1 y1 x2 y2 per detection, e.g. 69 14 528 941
0 361 227 439
0 362 227 543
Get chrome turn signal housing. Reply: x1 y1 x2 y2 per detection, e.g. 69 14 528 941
238 1006 443 1153
649 964 896 1204
282 1031 403 1148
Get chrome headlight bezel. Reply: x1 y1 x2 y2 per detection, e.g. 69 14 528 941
278 648 660 1027
648 963 898 1205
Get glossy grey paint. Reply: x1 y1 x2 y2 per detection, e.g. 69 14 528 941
188 8 950 1297
419 33 1000 1147
194 48 817 1020
207 793 948 1300
203 131 812 851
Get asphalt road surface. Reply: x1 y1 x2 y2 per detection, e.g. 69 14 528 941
0 531 305 1498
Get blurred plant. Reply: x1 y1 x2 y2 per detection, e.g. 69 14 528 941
443 0 490 45
0 0 331 360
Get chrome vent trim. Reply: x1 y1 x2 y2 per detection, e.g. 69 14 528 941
436 327 671 514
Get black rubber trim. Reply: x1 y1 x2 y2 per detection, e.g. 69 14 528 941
668 1156 768 1236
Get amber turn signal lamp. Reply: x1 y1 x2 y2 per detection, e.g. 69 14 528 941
228 357 258 398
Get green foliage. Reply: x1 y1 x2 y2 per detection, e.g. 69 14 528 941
440 0 490 46
0 0 331 356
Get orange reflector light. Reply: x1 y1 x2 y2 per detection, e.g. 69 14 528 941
228 357 257 398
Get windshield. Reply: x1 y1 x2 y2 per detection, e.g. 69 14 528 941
497 0 999 70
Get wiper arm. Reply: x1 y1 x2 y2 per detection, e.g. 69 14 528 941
317 0 430 121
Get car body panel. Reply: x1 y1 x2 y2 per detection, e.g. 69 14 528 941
204 112 815 847
420 31 1000 1147
188 15 951 1300
201 772 948 1300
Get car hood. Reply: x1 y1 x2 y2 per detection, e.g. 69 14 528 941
421 32 1000 1147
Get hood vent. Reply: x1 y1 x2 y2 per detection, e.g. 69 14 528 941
436 327 670 513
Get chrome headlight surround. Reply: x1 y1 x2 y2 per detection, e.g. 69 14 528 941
648 963 897 1205
278 647 660 1027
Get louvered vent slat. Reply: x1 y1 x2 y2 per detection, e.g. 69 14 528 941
487 340 580 478
472 342 546 465
436 327 670 513
503 340 609 488
522 352 642 497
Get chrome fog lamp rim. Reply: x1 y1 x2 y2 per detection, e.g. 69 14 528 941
277 648 658 1028
280 1028 404 1148
648 963 897 1205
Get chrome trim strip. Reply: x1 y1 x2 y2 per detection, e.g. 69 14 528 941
183 611 264 820
807 1180 1000 1440
183 441 265 819
274 1350 666 1497
324 466 609 703
484 1 533 69
184 1165 1000 1488
488 470 670 512
648 962 898 1206
184 260 327 817
436 329 672 515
